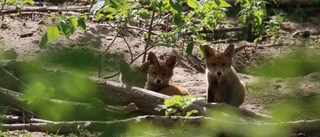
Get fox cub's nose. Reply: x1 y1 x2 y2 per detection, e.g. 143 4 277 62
217 71 222 76
156 79 162 84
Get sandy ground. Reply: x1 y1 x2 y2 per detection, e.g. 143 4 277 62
1 14 320 116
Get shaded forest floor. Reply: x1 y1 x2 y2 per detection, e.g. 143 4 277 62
0 1 320 136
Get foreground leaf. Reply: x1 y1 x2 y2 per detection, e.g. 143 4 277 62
169 0 182 12
186 41 194 56
38 32 48 49
46 25 60 42
77 18 86 32
69 16 78 28
59 20 75 38
187 0 198 9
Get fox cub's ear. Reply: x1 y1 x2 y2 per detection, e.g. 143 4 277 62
119 60 130 73
140 61 150 74
165 56 176 70
224 44 235 59
147 52 159 65
203 45 214 58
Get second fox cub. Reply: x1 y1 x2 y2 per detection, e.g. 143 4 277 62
119 60 150 88
203 44 245 107
145 52 189 96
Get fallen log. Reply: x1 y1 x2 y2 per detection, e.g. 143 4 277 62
0 61 270 122
1 115 320 136
91 78 207 116
0 86 138 121
2 5 90 14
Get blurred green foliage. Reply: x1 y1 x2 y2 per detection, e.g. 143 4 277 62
156 95 204 118
248 47 320 77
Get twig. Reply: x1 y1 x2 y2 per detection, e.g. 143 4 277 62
142 7 156 63
1 115 55 124
185 27 244 35
212 38 241 44
0 66 27 86
98 9 140 77
89 0 95 13
19 32 34 38
102 45 154 79
122 37 134 61
0 0 7 21
105 22 134 61
126 24 158 35
1 5 91 14
0 86 36 117
238 43 283 49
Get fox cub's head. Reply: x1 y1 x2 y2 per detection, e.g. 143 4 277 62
146 52 176 90
203 44 235 78
119 60 150 88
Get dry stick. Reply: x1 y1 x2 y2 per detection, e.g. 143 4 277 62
105 22 134 61
122 37 134 61
102 45 154 79
126 24 158 35
0 66 27 87
1 115 55 124
185 27 244 35
89 0 95 12
0 0 7 21
142 7 156 63
0 87 37 117
239 43 283 49
1 5 91 14
1 116 320 134
211 38 241 44
98 9 140 77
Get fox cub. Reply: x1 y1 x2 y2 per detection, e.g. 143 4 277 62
203 44 245 107
119 60 150 88
145 52 189 96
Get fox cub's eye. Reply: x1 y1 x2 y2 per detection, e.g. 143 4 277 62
152 71 157 75
222 63 226 66
211 63 216 66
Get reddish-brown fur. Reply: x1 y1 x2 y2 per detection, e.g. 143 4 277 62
203 44 245 107
145 52 190 96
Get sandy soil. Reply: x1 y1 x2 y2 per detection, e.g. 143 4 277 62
1 11 320 117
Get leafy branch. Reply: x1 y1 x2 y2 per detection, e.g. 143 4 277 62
156 95 205 118
38 15 87 48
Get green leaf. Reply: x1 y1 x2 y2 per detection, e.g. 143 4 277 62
219 0 232 7
173 14 184 27
254 12 263 25
139 9 150 19
185 109 198 118
39 25 60 49
38 32 48 49
187 0 198 9
169 0 182 12
59 20 75 38
186 41 194 56
46 25 60 42
199 45 205 58
96 13 104 20
151 0 162 9
21 0 34 6
190 26 200 38
77 17 86 32
69 16 78 28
